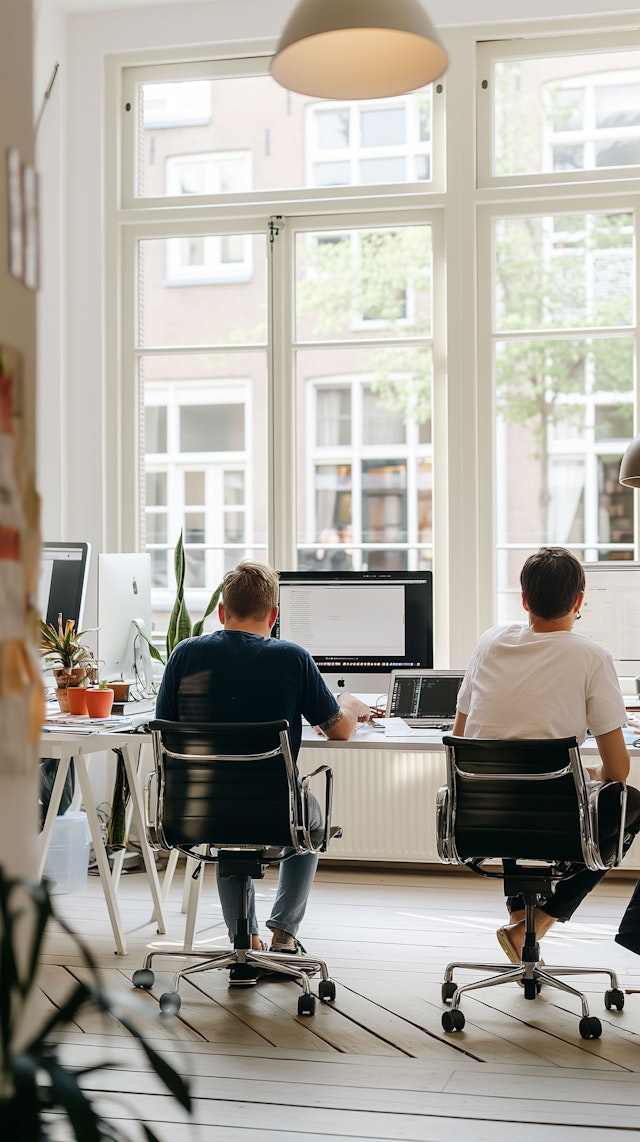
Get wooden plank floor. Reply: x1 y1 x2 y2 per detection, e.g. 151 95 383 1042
39 863 640 1140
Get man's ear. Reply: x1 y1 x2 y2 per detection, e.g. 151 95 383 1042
521 591 530 613
574 590 585 613
218 601 225 624
268 605 279 631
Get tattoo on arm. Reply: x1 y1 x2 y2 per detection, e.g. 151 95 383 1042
319 709 342 732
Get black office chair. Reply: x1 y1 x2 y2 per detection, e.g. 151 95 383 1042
436 735 628 1040
132 719 342 1016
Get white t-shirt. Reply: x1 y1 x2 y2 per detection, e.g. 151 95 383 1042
457 623 626 745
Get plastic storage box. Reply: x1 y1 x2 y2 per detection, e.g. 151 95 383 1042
43 811 92 894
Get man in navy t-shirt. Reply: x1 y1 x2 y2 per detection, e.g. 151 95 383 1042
156 560 369 983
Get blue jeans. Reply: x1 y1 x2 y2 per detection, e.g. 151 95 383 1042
216 791 323 941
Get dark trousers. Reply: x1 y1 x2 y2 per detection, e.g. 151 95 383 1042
506 782 640 925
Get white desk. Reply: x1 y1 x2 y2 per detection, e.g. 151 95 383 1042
39 728 166 955
39 722 640 955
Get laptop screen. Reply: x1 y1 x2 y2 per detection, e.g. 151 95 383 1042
387 670 464 721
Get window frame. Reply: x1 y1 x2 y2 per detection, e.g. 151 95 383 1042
478 192 640 621
477 32 640 189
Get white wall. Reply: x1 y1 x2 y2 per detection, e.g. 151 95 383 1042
35 0 67 542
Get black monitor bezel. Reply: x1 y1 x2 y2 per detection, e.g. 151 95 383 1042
274 568 434 676
41 541 91 630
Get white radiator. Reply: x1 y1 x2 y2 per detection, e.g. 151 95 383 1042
299 745 640 870
299 745 448 863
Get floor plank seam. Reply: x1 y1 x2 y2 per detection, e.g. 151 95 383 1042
469 993 637 1066
337 982 485 1063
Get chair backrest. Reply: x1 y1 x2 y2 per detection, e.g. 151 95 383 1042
439 735 622 871
149 719 302 850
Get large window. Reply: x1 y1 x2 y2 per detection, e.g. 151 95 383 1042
478 34 639 621
115 28 640 659
121 60 439 640
294 221 434 571
127 67 443 202
478 38 640 183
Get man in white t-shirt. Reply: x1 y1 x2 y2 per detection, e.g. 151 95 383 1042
453 546 640 963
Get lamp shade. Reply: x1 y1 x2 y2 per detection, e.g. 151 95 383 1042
620 434 640 487
270 0 448 100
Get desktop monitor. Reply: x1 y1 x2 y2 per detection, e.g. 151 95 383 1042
97 553 154 693
274 569 433 697
580 561 640 687
39 541 91 629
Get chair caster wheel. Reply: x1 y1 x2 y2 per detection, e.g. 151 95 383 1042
579 1016 602 1039
298 994 316 1016
441 1008 465 1032
318 979 336 1002
159 991 181 1016
132 968 154 990
441 981 457 1003
604 988 624 1011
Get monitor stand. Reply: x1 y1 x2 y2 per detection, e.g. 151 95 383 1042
117 619 156 698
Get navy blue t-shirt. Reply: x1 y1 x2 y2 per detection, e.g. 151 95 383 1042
155 630 340 761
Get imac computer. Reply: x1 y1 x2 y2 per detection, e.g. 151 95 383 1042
39 541 91 629
274 569 433 698
580 562 640 691
97 553 154 695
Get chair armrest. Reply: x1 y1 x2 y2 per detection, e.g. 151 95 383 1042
587 780 628 869
300 764 336 853
436 784 455 863
143 770 163 851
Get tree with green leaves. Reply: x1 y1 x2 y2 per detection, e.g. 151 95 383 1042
296 208 633 539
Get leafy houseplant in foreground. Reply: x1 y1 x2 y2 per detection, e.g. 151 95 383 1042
0 867 191 1140
136 531 222 665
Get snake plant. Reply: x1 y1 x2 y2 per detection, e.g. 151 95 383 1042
136 531 222 664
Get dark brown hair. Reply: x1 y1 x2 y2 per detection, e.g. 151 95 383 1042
520 546 585 621
221 561 279 621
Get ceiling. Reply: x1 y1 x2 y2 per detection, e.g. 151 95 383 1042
52 0 640 22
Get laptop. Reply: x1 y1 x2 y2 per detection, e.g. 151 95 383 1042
385 669 465 729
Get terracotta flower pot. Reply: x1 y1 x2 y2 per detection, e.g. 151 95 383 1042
85 688 114 719
66 686 89 716
109 680 130 703
53 667 88 713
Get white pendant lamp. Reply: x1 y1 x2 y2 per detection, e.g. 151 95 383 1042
620 435 640 487
270 0 449 100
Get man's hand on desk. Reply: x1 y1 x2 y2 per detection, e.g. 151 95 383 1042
344 693 375 723
314 693 376 738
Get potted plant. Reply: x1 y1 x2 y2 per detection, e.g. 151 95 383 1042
39 614 96 712
135 532 222 665
0 866 191 1138
85 678 115 719
109 679 130 703
66 686 89 716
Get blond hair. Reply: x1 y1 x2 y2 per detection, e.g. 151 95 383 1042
221 561 279 621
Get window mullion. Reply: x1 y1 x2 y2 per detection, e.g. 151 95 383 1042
268 219 297 570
